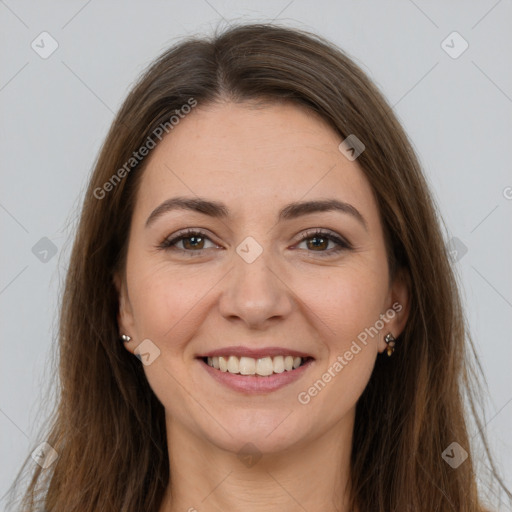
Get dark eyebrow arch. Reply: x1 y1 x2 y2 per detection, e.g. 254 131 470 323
145 196 368 231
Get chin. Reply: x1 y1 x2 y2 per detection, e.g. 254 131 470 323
197 409 313 456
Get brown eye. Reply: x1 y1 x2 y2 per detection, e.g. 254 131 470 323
158 229 217 254
296 229 352 256
181 234 206 250
305 235 330 251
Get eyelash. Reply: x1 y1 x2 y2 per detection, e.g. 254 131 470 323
157 228 352 257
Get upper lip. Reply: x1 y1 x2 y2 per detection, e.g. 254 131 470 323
197 345 314 359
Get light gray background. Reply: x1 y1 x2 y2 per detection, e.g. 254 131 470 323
1 0 511 509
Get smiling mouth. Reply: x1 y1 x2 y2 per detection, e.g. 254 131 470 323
200 355 313 377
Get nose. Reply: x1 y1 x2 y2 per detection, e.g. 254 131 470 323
218 245 294 329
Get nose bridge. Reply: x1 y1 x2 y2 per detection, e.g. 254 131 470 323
218 234 293 326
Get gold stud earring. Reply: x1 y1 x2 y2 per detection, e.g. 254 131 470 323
384 333 396 356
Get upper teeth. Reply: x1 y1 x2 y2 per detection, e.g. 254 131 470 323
206 355 304 376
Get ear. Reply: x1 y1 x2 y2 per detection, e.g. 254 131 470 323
113 271 137 355
378 267 410 354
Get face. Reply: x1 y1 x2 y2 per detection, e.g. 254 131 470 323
115 101 408 455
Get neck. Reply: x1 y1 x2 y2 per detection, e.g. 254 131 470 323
159 408 355 512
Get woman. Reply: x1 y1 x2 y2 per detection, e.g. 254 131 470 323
7 23 510 512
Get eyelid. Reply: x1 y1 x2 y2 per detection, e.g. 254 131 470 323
294 228 353 254
296 228 351 245
158 228 219 251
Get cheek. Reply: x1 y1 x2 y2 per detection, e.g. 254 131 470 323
294 271 383 422
293 260 386 402
301 259 388 345
128 261 216 344
127 265 207 414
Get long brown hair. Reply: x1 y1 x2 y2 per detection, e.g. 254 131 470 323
6 23 510 512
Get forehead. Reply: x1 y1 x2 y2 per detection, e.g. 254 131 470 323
134 101 377 223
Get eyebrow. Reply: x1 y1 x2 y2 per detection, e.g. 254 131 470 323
145 196 368 231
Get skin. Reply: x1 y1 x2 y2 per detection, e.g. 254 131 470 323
115 100 409 512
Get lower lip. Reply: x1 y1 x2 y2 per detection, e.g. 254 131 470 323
198 358 314 394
